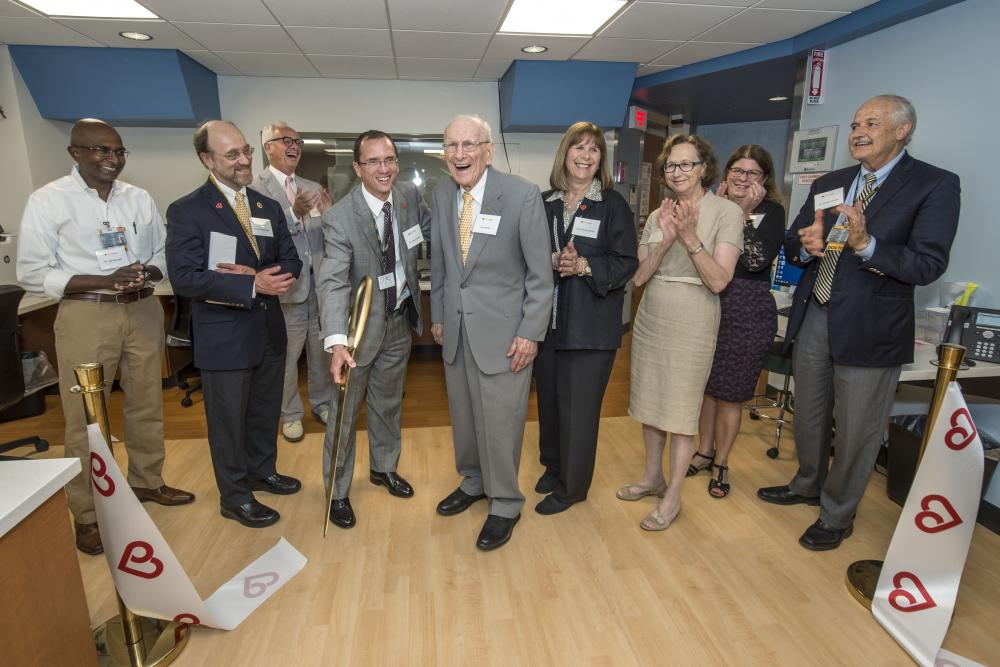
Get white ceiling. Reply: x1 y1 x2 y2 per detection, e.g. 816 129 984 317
0 0 876 80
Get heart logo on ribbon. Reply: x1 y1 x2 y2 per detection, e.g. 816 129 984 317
90 452 116 497
888 571 936 613
915 494 963 533
944 407 977 451
117 541 165 580
172 613 200 643
243 572 280 598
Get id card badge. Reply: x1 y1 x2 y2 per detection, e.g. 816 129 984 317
572 216 601 239
99 229 127 249
377 272 396 291
97 246 130 270
402 225 423 250
824 220 850 252
472 214 500 236
250 217 274 237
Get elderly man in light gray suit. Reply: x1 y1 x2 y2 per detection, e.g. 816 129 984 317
253 121 334 443
317 130 425 529
431 115 553 551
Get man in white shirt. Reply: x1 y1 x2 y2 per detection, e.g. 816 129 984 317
16 118 194 556
316 130 424 528
251 122 334 443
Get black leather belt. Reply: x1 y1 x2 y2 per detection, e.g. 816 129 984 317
62 286 155 304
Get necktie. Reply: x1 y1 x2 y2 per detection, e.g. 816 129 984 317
813 172 879 304
381 201 396 312
234 191 261 260
459 191 474 263
285 176 298 223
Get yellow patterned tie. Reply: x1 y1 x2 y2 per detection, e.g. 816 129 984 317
234 191 261 260
459 190 474 263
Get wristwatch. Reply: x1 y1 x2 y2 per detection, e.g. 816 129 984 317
579 257 592 277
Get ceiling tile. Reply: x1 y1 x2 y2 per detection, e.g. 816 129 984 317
756 0 875 9
182 50 241 74
173 22 300 54
648 41 760 68
214 51 317 77
698 8 848 43
397 57 478 80
0 17 103 46
55 18 206 49
262 0 388 28
307 54 396 79
473 60 512 80
393 30 490 59
137 0 276 24
484 34 590 61
641 0 753 4
387 0 507 33
0 1 41 17
601 2 744 41
286 26 391 57
636 64 675 77
572 37 682 63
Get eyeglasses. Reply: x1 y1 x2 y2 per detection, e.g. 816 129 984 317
356 156 399 169
264 136 305 148
72 145 129 159
663 160 704 173
213 146 255 161
443 140 490 155
728 167 763 180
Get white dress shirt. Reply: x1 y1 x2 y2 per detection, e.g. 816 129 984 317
16 166 167 298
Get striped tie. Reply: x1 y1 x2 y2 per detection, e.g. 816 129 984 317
234 191 261 260
813 173 878 304
459 191 474 263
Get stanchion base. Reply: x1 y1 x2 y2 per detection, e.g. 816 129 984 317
94 614 189 667
846 559 884 609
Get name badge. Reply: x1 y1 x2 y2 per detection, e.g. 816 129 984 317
749 213 765 229
97 246 130 271
402 225 423 250
378 272 396 291
472 213 501 236
250 217 273 237
572 216 601 239
814 187 845 211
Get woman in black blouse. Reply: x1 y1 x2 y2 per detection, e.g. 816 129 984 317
534 121 639 515
688 145 786 497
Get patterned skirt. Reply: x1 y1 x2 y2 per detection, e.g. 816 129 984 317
704 278 777 403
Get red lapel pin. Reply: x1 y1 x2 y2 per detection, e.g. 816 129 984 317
401 201 408 209
215 202 223 209
580 204 588 211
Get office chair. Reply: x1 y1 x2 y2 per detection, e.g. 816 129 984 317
747 341 794 459
165 295 201 408
0 284 49 455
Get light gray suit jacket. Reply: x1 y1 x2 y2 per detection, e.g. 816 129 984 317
317 183 424 367
430 167 552 375
251 169 324 304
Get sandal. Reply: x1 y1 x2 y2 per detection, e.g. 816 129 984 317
616 480 668 501
708 464 730 498
640 500 681 531
686 450 715 477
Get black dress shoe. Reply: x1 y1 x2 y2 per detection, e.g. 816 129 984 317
799 518 853 551
757 485 821 506
220 500 279 528
370 470 414 498
248 473 302 495
328 498 356 529
476 514 520 551
436 487 487 516
534 471 559 494
534 494 573 515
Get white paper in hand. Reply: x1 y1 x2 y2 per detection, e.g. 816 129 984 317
209 232 237 270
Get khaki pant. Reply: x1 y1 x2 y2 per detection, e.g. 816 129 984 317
55 295 166 523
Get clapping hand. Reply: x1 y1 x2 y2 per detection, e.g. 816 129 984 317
558 239 582 277
798 209 826 257
292 189 321 219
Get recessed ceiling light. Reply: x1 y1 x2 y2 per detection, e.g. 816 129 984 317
769 96 789 102
119 31 152 41
302 139 326 145
423 149 445 155
19 0 158 19
501 0 626 36
521 45 548 54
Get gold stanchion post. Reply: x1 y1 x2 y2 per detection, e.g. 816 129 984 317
323 277 374 537
71 362 189 667
845 343 968 607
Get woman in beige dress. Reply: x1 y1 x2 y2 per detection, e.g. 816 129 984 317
619 134 743 531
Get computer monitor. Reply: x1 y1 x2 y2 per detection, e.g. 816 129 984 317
772 246 803 289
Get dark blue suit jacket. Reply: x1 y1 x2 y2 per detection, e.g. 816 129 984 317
166 179 301 371
784 153 960 367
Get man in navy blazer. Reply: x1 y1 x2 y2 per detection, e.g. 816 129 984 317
758 95 961 550
166 120 303 528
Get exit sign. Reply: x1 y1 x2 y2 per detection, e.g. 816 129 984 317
628 106 647 130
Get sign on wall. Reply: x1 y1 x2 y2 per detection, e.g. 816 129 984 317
807 50 826 105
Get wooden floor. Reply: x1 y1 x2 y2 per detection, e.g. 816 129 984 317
2 340 999 665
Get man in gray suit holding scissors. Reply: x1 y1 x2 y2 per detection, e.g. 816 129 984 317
431 115 552 551
317 130 424 528
253 121 334 443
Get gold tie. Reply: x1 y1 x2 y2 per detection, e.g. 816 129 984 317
234 191 261 260
813 173 878 304
459 190 474 263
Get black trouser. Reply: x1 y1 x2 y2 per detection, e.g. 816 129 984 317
201 332 285 508
534 339 616 503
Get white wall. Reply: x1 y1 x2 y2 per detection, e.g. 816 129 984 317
696 119 791 197
789 0 997 308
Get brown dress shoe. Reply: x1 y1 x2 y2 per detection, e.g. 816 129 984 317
131 485 196 506
74 521 103 555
